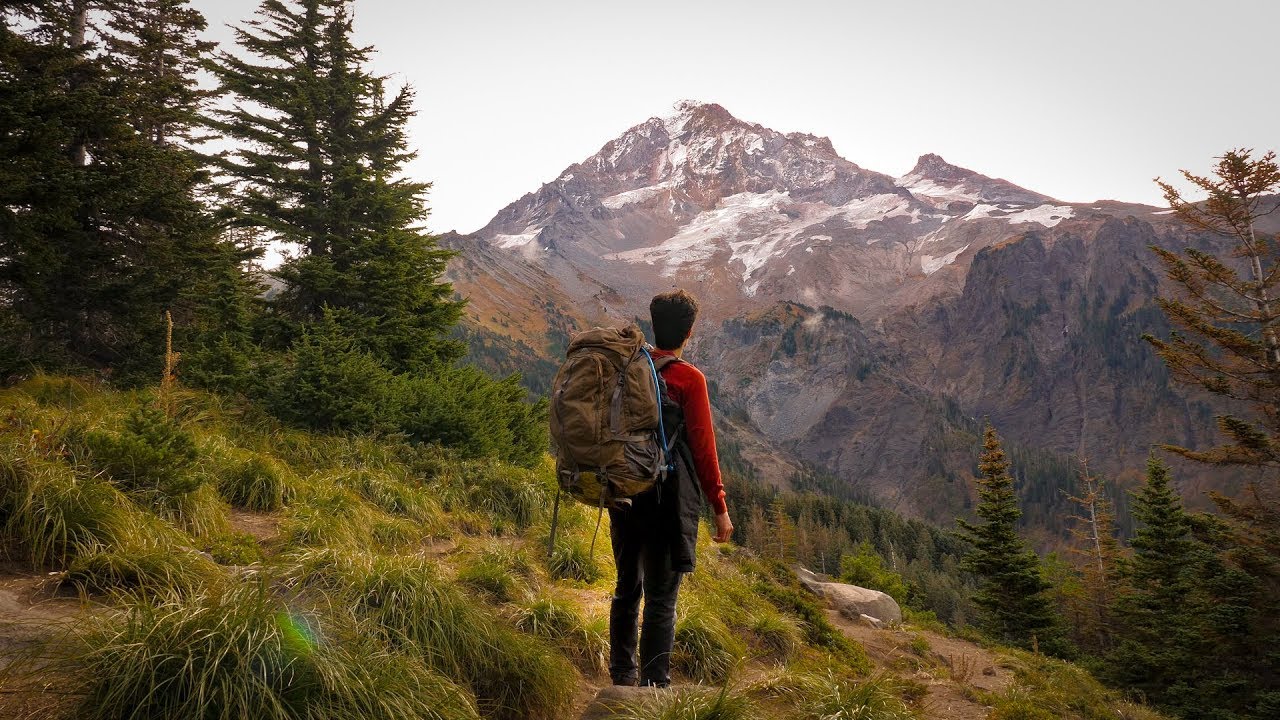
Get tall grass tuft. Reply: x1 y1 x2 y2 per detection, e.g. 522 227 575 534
610 686 758 720
549 537 603 583
331 468 442 527
214 450 295 512
282 483 422 551
754 668 918 720
65 538 221 596
749 610 802 662
288 549 575 720
512 596 609 673
673 606 746 684
1 441 134 567
8 580 481 720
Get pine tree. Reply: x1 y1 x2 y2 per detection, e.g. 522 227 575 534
1144 150 1280 716
956 424 1061 652
1146 149 1280 469
0 2 253 380
209 0 463 372
1105 457 1201 709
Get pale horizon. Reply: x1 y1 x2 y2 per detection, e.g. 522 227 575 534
193 0 1280 235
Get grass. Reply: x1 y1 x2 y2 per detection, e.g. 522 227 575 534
753 668 919 720
7 579 481 720
673 606 746 684
0 441 136 567
548 537 603 582
212 449 295 512
65 537 220 596
286 549 576 720
512 595 609 673
0 377 1161 720
749 610 802 662
986 651 1171 720
281 483 422 551
611 686 758 720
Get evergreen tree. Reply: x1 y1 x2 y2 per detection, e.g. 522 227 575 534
1105 457 1202 711
0 2 253 380
956 424 1062 652
209 0 462 372
1144 150 1280 716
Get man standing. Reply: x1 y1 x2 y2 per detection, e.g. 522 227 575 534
609 289 734 688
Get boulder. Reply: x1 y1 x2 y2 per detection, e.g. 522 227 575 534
795 566 903 625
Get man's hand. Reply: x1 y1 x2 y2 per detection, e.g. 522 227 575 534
712 511 733 543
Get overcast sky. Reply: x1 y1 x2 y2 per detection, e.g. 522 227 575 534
194 0 1278 235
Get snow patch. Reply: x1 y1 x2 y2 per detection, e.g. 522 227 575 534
1152 209 1176 215
921 244 970 275
840 194 913 228
601 182 673 210
962 203 1074 227
493 230 540 249
605 190 790 274
897 175 981 205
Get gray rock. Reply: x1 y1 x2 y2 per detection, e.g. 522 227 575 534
795 566 903 625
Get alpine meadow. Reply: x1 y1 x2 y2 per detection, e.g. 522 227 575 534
0 1 1276 719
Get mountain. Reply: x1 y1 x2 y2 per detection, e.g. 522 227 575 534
445 100 1237 533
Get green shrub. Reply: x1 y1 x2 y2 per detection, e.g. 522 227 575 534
85 405 201 498
398 368 548 466
11 580 480 720
264 315 399 434
216 452 294 511
839 541 911 606
673 608 746 684
548 538 602 583
289 549 575 720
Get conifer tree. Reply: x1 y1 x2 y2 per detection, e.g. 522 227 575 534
1145 150 1280 716
209 0 462 372
1105 457 1200 709
956 424 1061 652
0 2 247 380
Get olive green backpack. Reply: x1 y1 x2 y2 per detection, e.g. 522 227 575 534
547 325 676 555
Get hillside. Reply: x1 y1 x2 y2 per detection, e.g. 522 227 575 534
0 377 1164 720
445 100 1246 532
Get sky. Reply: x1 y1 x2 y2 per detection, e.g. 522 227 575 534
194 0 1280 236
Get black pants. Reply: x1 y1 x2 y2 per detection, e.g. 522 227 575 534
608 493 683 687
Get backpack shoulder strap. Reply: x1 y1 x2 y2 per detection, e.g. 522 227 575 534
652 355 682 372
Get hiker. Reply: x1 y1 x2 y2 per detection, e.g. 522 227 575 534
608 289 732 688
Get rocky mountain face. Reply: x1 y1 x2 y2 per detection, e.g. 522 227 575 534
445 100 1237 531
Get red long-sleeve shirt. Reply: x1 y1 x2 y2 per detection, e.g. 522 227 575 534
650 348 728 515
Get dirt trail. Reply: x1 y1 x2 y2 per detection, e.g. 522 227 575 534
826 609 1010 720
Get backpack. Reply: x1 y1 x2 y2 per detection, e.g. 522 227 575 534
546 324 679 555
